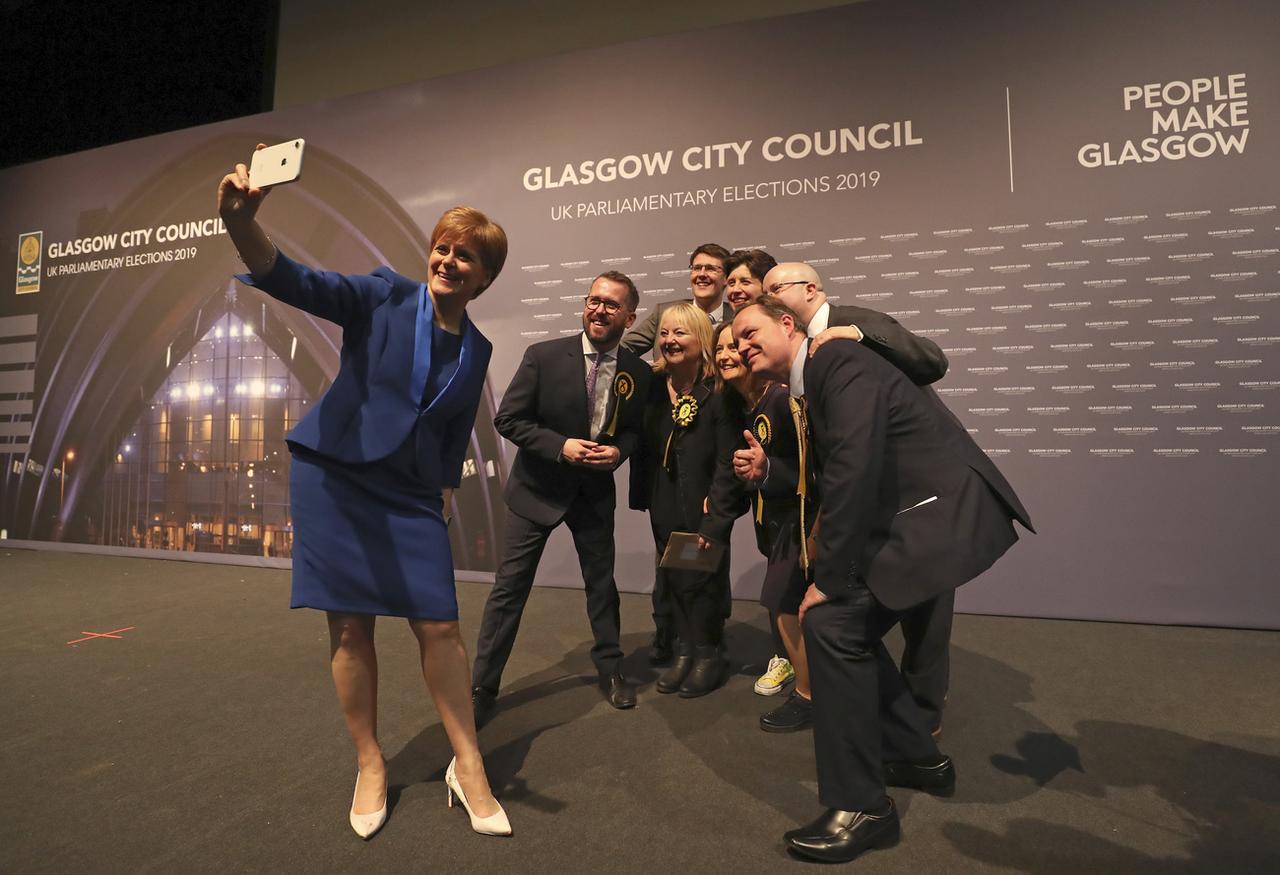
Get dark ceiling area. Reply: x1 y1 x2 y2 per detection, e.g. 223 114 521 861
1 0 279 169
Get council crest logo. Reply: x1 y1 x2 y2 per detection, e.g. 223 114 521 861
16 231 41 295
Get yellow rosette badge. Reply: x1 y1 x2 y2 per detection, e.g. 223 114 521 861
663 393 699 469
753 413 772 446
672 394 699 428
614 372 634 401
603 371 635 437
751 413 773 523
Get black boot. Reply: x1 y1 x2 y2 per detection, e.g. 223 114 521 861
656 641 694 693
678 645 727 698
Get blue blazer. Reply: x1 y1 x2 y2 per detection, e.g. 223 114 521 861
236 251 492 488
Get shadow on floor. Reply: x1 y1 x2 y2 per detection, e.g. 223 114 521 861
944 722 1280 872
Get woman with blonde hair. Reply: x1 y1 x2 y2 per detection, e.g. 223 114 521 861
630 303 742 697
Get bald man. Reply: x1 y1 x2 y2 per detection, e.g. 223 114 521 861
764 262 954 736
764 262 948 385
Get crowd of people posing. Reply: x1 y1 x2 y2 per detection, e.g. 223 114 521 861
467 240 1030 862
494 243 955 740
222 151 1029 861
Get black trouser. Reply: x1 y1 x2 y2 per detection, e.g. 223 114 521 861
898 590 954 732
652 554 732 638
804 579 942 811
651 526 729 648
472 501 622 694
656 566 726 648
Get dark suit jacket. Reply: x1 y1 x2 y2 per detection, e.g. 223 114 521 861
628 375 743 543
496 333 650 527
825 304 949 386
745 382 808 556
237 251 490 489
805 339 1032 611
620 298 733 358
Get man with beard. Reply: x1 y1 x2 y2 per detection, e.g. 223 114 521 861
471 271 652 723
732 297 1031 863
621 243 732 357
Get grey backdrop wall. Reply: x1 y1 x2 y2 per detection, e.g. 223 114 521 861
273 0 864 109
2 0 1277 629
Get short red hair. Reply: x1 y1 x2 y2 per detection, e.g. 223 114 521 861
429 206 508 295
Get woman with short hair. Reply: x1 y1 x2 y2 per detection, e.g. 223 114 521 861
218 146 511 839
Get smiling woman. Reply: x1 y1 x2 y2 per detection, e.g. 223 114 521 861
630 302 744 699
215 145 512 840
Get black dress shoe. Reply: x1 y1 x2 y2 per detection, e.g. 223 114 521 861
783 801 900 863
599 671 637 709
656 643 694 694
471 686 497 729
883 755 955 797
649 630 674 666
759 691 813 733
678 645 727 698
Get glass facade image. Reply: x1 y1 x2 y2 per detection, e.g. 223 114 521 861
98 311 312 556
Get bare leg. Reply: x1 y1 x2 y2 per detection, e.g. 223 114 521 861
777 612 811 698
328 612 386 814
410 618 499 818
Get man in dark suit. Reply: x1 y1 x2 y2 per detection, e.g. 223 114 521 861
732 297 1032 863
766 261 953 734
620 243 733 357
471 271 652 721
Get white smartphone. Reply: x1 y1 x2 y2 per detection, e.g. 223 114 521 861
249 139 306 188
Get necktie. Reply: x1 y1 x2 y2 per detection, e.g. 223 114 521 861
585 351 602 434
789 395 811 575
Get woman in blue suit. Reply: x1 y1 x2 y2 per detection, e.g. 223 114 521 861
218 148 511 839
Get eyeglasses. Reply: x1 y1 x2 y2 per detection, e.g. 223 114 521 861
690 263 724 275
767 280 810 295
584 296 624 314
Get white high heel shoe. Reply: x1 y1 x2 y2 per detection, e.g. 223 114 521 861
348 767 388 840
445 757 512 836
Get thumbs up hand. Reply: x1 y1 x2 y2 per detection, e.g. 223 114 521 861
733 429 768 485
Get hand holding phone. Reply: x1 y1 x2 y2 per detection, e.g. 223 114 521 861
218 140 305 228
218 141 305 275
249 139 306 188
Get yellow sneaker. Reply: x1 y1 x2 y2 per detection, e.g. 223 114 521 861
754 655 795 696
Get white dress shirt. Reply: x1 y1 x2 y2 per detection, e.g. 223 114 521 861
805 301 831 337
789 337 810 398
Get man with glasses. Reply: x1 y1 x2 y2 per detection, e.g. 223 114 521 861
764 262 949 385
621 243 733 357
472 271 652 723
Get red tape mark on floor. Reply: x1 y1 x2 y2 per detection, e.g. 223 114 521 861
67 627 136 645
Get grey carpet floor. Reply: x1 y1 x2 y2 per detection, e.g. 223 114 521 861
1 548 1277 873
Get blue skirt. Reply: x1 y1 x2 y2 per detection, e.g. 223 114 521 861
287 430 458 621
